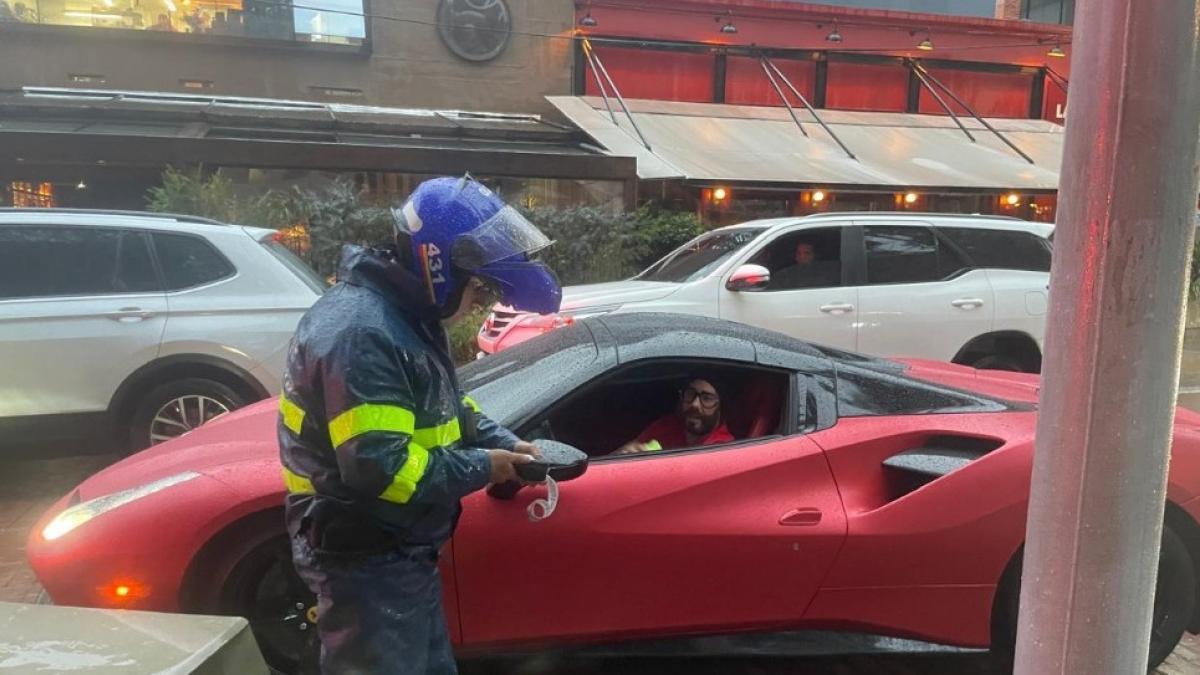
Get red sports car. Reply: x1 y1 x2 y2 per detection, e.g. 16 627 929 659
27 314 1200 673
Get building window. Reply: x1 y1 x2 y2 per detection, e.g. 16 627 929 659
0 0 366 46
1022 0 1074 24
9 181 55 207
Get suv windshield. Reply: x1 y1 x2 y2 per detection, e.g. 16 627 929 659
261 236 328 294
636 227 766 283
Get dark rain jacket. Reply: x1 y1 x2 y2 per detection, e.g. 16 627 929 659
278 245 518 549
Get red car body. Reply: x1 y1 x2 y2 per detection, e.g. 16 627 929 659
26 315 1200 670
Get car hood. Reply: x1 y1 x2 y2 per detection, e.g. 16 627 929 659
72 399 278 502
560 280 680 312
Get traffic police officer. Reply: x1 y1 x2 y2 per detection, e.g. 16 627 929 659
278 176 561 674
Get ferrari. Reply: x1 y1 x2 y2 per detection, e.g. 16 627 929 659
26 313 1200 672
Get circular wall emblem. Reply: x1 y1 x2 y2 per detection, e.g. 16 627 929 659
436 0 513 63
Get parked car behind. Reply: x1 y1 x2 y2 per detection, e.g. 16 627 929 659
479 212 1053 372
0 209 323 452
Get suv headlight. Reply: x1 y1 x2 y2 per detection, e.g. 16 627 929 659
42 471 202 541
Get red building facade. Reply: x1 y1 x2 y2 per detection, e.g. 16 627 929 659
572 0 1072 223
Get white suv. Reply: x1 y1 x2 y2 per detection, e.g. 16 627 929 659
479 212 1053 372
0 209 322 451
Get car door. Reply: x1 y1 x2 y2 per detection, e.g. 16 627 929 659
451 401 846 645
718 225 859 351
0 226 167 419
854 223 995 361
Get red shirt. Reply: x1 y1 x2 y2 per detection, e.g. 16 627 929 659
636 414 734 450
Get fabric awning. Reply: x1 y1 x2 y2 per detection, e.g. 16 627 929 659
548 96 1064 190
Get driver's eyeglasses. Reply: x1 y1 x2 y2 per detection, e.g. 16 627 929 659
680 388 720 408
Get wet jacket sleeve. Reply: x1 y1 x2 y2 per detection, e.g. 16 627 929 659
322 328 491 506
460 392 520 450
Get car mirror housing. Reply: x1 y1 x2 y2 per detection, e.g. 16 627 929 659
726 264 771 292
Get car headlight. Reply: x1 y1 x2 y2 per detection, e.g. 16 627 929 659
42 471 202 541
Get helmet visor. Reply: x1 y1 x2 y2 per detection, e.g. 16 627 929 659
478 259 562 315
451 206 552 272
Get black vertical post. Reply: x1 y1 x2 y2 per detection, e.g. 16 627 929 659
573 39 587 95
814 55 829 108
906 62 922 113
713 51 728 104
1029 68 1046 120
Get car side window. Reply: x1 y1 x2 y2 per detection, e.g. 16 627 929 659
940 227 1052 273
864 226 967 285
746 227 843 291
152 232 236 291
0 226 159 299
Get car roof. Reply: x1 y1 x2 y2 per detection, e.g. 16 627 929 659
0 208 236 233
712 212 1053 238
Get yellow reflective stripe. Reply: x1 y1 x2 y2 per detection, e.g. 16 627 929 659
462 396 482 413
279 396 305 435
328 404 416 449
413 417 462 449
379 442 431 504
282 466 315 494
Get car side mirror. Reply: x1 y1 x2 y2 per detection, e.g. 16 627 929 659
726 264 771 292
487 440 589 500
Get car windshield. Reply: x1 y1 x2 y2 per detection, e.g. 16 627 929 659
635 227 766 283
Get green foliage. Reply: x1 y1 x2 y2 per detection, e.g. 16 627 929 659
145 167 294 228
287 179 393 277
448 306 492 366
630 203 703 269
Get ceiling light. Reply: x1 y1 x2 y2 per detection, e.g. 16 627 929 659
825 21 842 43
1047 44 1066 58
76 179 87 190
1004 193 1021 206
917 35 934 51
579 12 597 27
812 190 827 203
718 11 737 34
713 187 729 201
904 192 919 204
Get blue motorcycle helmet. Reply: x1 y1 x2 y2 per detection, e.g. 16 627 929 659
392 176 561 318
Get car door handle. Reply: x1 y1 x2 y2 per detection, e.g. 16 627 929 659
951 298 985 309
780 508 823 526
106 307 156 322
818 303 854 315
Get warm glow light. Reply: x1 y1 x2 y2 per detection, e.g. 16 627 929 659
904 192 919 204
1004 193 1021 206
713 187 728 201
115 585 130 597
164 0 176 11
64 11 123 18
812 190 826 203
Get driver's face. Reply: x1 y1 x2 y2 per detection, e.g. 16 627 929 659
679 379 721 437
795 243 816 265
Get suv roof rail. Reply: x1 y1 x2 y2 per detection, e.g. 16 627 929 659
798 211 1028 222
0 208 232 227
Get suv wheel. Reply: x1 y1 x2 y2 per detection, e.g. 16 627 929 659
128 377 247 451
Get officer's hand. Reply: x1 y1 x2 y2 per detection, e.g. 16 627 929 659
512 440 541 457
613 441 647 456
487 449 534 484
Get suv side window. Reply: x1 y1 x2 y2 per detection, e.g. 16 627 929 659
864 226 968 285
940 227 1052 272
152 232 236 291
0 226 159 299
746 227 843 291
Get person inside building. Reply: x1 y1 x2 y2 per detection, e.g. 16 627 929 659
771 239 840 289
278 175 561 674
614 375 734 454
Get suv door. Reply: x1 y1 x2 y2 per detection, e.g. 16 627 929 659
938 226 1052 351
718 225 859 351
855 223 995 361
0 226 167 422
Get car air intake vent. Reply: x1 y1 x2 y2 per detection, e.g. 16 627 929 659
482 309 520 339
883 435 1003 501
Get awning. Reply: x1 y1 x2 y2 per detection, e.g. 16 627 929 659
548 96 1064 191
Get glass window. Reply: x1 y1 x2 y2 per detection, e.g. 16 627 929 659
261 235 327 293
7 0 366 45
0 227 159 299
865 226 967 285
1022 0 1074 24
941 228 1052 272
152 232 235 290
836 365 1008 417
636 227 766 284
747 227 843 291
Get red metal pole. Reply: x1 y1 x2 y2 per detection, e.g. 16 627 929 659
1015 2 1200 674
